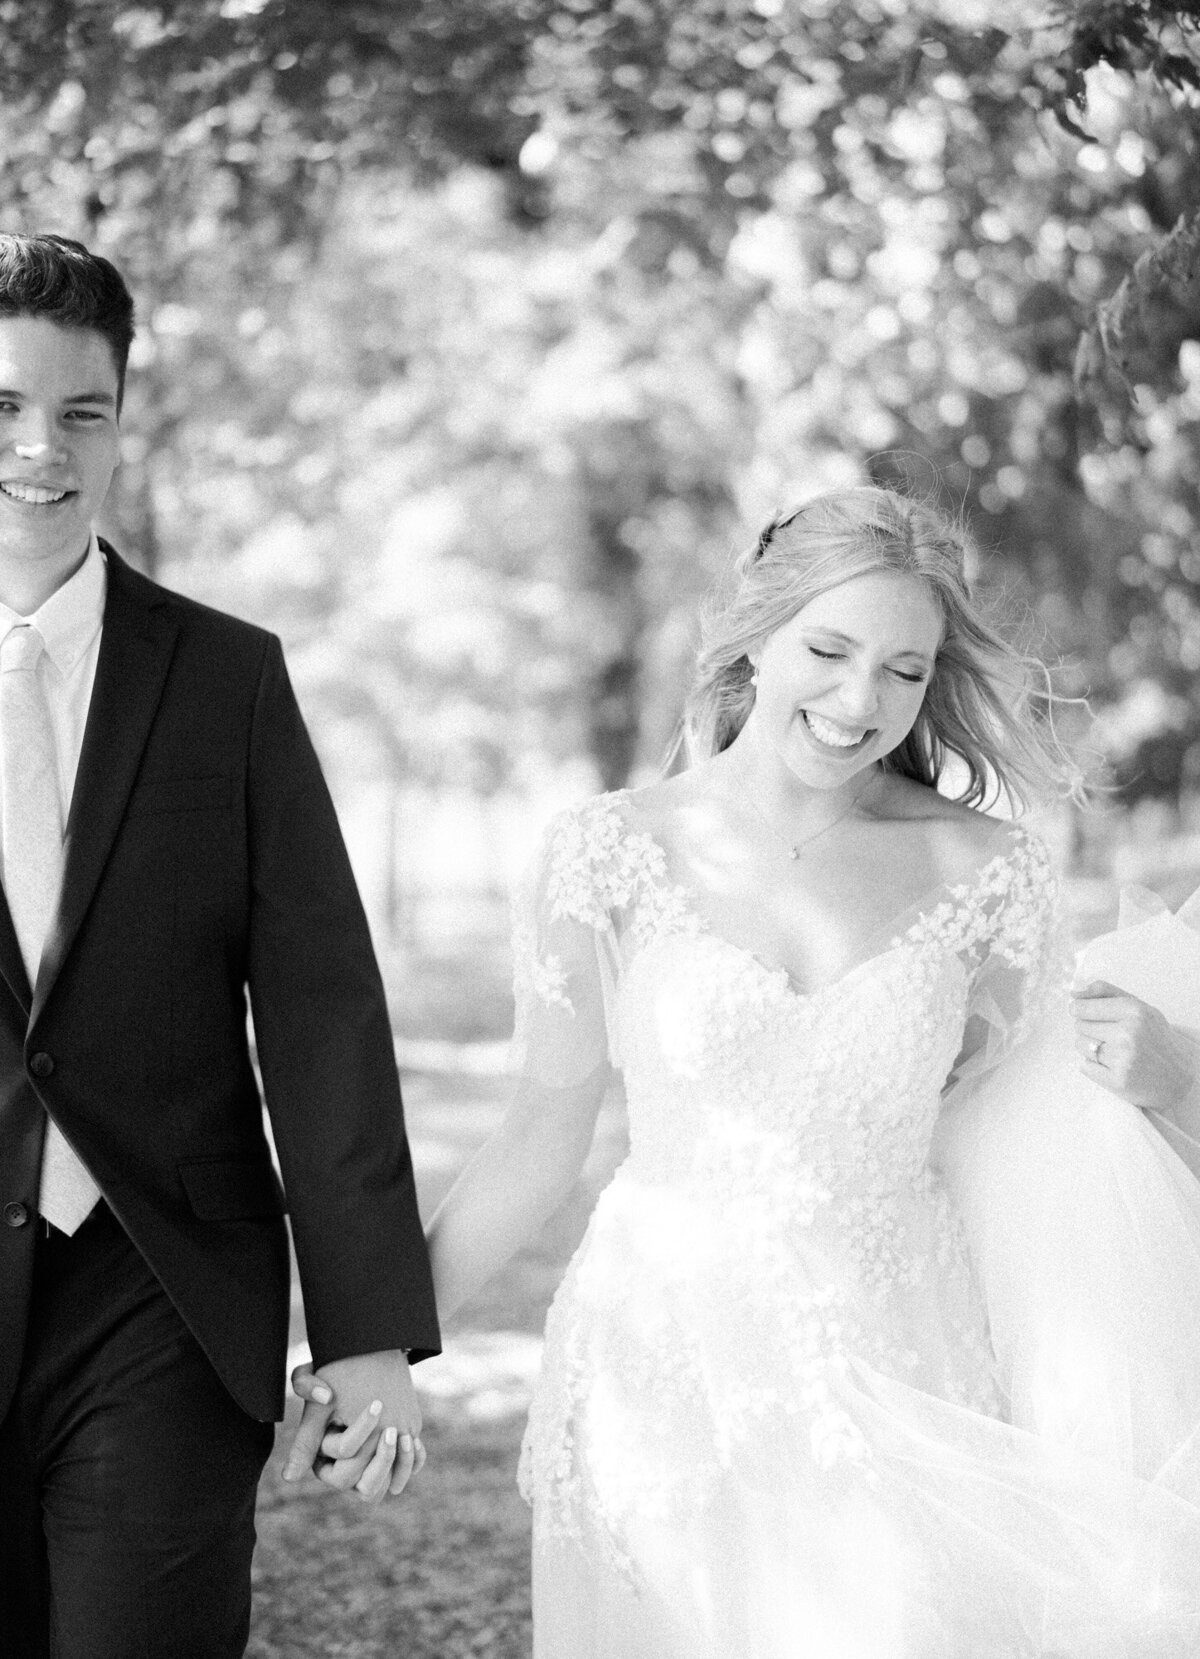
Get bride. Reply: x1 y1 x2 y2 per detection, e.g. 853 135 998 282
296 486 1200 1655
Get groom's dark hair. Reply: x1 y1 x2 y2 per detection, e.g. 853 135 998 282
0 232 136 411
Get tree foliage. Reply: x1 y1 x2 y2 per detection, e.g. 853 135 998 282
1 0 1199 808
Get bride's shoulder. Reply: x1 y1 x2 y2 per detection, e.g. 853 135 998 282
530 786 668 920
618 770 700 830
534 788 633 871
874 777 1050 890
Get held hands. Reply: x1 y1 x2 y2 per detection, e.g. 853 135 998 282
1071 979 1197 1115
281 1348 427 1505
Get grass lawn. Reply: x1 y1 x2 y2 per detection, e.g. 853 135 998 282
252 1396 532 1659
248 1069 628 1659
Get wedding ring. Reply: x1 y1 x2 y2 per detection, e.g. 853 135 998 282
1089 1039 1105 1065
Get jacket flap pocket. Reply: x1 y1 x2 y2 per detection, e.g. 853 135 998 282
128 775 232 817
178 1157 286 1221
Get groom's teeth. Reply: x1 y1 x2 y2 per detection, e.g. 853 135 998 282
0 482 68 504
804 712 865 748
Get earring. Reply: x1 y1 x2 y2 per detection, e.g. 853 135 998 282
750 669 759 687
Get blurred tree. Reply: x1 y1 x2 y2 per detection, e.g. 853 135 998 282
1 0 1199 807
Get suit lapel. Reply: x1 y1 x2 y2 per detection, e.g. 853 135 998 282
31 549 179 1022
0 887 30 1015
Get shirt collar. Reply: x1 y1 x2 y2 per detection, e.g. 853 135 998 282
0 534 106 677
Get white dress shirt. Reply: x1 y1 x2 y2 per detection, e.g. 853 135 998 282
0 534 105 846
0 534 106 1226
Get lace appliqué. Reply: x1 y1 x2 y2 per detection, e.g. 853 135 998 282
513 790 699 1035
548 793 695 947
904 824 1064 1050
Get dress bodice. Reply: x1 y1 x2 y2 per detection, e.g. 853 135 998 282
517 790 1059 1246
619 932 966 1204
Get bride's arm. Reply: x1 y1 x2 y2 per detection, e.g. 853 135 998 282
286 1065 610 1496
428 800 624 1325
426 1064 610 1324
288 799 624 1496
1071 979 1200 1127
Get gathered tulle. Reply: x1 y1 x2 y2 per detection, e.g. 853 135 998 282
934 886 1200 1487
528 1170 1200 1658
511 793 1200 1657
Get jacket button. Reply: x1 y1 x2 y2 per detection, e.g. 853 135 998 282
3 1201 29 1227
29 1053 54 1079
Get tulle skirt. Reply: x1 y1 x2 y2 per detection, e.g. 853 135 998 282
531 1257 1200 1657
529 892 1200 1657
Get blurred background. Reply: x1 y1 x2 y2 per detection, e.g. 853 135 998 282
2 0 1199 1045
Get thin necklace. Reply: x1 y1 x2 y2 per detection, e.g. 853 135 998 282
737 764 879 861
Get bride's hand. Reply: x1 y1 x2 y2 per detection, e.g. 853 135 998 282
283 1361 426 1503
1071 979 1197 1113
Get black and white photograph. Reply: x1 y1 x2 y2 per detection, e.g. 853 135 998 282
2 3 1200 1656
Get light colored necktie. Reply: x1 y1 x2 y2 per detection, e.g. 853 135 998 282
1 624 100 1233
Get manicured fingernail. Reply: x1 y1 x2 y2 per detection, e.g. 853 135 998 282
369 1399 383 1416
313 1385 332 1404
385 1426 398 1446
400 1433 413 1451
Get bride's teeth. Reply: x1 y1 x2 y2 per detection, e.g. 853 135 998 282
0 482 67 504
805 712 864 748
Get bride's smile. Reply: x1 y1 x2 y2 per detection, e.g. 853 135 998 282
739 567 940 815
800 709 872 749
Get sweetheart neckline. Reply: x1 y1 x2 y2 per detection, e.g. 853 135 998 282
606 787 1029 1001
626 914 952 1010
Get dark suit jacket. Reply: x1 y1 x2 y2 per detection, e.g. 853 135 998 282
0 547 440 1423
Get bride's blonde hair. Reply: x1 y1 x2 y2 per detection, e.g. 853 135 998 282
683 485 1085 811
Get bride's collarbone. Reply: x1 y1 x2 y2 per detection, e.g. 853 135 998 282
627 780 1005 986
669 820 998 990
670 854 906 993
692 814 941 905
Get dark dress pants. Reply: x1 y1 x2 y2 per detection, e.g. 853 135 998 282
0 1204 275 1659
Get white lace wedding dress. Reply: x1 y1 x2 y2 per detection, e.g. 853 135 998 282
512 791 1200 1657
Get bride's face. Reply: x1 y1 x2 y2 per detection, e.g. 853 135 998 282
747 570 943 789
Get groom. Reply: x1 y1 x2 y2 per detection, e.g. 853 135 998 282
0 233 439 1658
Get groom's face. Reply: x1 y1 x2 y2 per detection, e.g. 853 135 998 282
0 315 121 588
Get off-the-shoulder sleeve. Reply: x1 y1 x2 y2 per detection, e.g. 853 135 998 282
943 827 1069 1097
510 800 626 1090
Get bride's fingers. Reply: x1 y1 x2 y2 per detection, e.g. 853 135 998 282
1074 1029 1133 1091
388 1431 418 1497
316 1441 379 1492
354 1426 399 1505
1070 997 1130 1026
1073 1021 1120 1047
320 1399 383 1461
1074 1027 1124 1058
1072 978 1122 998
1076 1013 1131 1037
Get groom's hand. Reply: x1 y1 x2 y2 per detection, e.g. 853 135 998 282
282 1349 426 1503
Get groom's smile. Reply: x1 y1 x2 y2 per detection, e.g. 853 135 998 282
0 481 72 504
0 315 120 600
